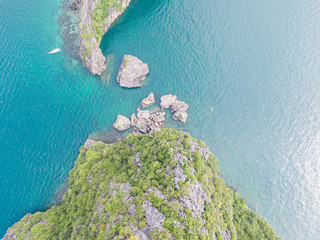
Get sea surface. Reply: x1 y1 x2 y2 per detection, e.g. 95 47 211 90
1 0 320 238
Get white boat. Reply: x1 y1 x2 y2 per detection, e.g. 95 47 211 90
49 48 61 54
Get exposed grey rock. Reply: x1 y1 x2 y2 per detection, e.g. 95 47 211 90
133 112 165 134
173 152 188 165
146 112 165 132
113 115 131 131
190 140 210 160
217 225 232 240
179 182 211 217
160 94 177 109
141 93 155 108
173 111 188 123
2 228 17 240
117 55 149 88
149 112 165 123
133 119 148 134
134 153 142 167
143 201 165 232
222 229 232 240
174 221 186 229
130 114 138 126
130 226 149 240
174 165 187 189
137 110 150 120
171 101 189 113
84 139 96 150
128 205 136 216
120 182 132 193
79 0 131 75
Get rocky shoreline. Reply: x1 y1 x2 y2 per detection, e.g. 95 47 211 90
78 0 131 75
113 93 189 134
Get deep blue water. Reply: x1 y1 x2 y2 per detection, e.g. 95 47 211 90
1 0 320 238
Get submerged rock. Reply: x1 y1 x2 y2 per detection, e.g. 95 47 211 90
160 94 177 109
141 93 155 108
117 55 149 88
113 115 131 131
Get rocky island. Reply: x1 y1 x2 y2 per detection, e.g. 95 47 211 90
3 129 280 240
79 0 131 75
117 55 149 88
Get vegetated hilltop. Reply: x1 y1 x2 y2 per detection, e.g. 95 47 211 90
3 129 280 240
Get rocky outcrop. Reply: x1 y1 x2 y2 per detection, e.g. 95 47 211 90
130 113 138 126
171 101 189 113
143 201 165 233
83 138 96 150
113 114 131 131
113 95 189 133
137 110 150 120
141 93 155 108
160 94 177 109
79 0 131 75
133 112 165 134
160 95 189 123
117 55 149 88
173 111 188 123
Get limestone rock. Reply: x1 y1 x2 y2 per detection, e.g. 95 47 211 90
137 110 150 120
174 165 187 189
117 55 149 88
133 119 148 134
149 112 165 123
133 112 165 134
130 114 138 126
179 182 210 217
83 139 96 150
173 111 188 123
160 94 177 109
142 201 165 232
171 100 189 113
141 93 155 108
79 0 131 75
113 115 131 131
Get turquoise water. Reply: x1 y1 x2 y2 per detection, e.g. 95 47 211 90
1 0 320 238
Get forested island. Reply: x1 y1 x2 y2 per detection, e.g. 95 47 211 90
3 129 280 240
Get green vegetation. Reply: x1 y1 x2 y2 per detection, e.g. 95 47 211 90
92 0 122 42
80 0 124 61
125 57 129 66
4 129 280 240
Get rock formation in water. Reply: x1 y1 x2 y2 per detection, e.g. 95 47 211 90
171 100 189 123
2 129 280 240
79 0 131 75
141 93 155 108
113 114 131 131
117 55 149 88
160 94 177 110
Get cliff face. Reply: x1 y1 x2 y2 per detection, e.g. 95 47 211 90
2 129 280 240
79 0 131 75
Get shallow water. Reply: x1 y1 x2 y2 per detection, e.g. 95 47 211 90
0 0 320 238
